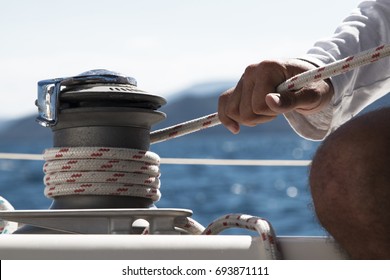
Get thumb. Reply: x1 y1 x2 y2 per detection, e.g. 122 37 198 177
265 89 321 114
265 94 284 112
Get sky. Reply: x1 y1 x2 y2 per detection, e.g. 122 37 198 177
0 0 361 120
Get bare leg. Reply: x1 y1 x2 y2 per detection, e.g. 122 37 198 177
309 107 390 259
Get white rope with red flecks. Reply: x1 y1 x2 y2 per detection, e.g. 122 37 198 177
202 214 281 259
150 113 220 144
150 44 390 143
43 147 161 201
149 213 281 259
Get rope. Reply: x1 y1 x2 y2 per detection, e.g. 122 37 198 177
43 147 161 201
141 214 281 259
140 216 206 235
150 113 220 144
277 44 390 92
174 217 206 235
203 214 280 259
150 44 390 143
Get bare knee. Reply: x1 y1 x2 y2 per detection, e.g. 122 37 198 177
309 108 390 259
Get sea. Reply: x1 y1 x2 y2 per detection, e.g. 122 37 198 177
0 129 326 237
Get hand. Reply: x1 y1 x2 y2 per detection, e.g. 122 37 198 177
218 58 334 134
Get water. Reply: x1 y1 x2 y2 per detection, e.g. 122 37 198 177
0 131 326 236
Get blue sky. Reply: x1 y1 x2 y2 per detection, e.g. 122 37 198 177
0 0 360 120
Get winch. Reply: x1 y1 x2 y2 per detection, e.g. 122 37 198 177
12 69 196 234
36 69 166 210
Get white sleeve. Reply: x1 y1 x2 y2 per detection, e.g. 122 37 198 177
285 0 390 140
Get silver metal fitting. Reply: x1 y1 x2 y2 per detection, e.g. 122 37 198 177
36 69 138 127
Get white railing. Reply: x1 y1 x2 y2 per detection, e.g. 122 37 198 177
0 152 310 166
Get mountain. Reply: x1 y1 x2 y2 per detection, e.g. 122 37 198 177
0 115 53 152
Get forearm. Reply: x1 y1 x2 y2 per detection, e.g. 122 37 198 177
286 0 390 140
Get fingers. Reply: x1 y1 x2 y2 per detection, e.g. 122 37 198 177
218 82 276 134
218 61 284 133
218 88 240 134
250 61 287 116
238 66 265 124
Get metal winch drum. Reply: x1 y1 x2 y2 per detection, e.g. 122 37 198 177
36 69 166 209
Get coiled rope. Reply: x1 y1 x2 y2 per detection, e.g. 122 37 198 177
43 147 161 201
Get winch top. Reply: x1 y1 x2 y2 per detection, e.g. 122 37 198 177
36 69 166 127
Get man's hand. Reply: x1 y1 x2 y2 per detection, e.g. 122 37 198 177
218 58 334 134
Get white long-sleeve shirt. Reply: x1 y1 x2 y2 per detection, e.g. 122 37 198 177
285 0 390 140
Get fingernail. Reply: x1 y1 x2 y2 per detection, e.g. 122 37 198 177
228 123 240 134
269 94 281 106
